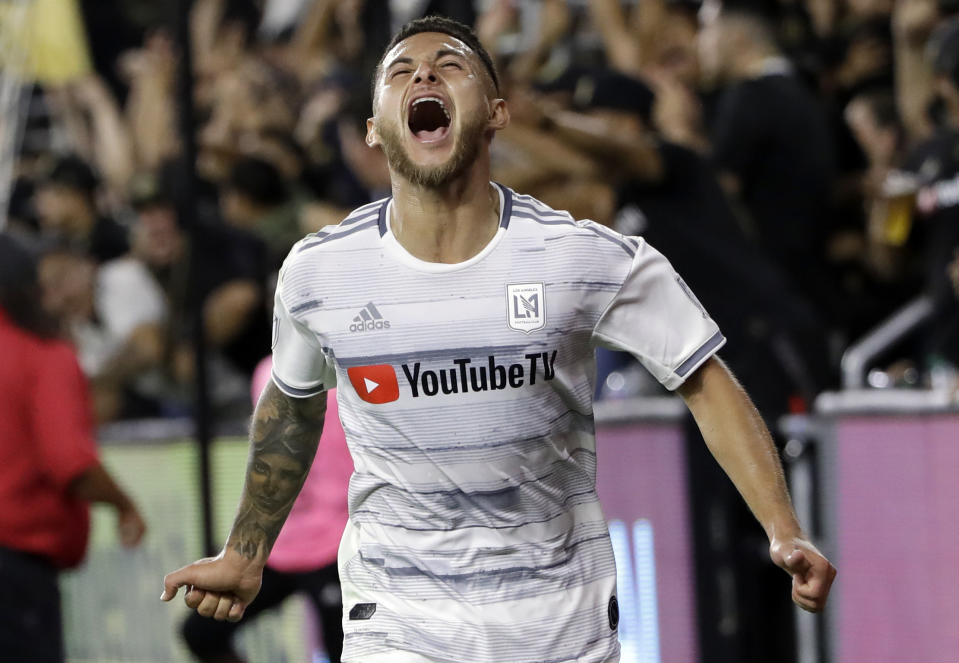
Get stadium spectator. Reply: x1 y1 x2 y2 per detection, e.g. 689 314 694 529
33 155 129 263
197 59 300 184
129 170 271 406
698 7 838 311
0 233 146 663
246 127 311 187
896 18 959 369
588 0 701 95
828 16 894 103
220 156 302 270
36 244 168 421
803 91 923 356
588 0 711 156
181 357 350 663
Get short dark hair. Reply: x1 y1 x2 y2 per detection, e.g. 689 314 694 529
373 15 500 102
0 233 58 339
572 68 656 126
227 156 288 207
129 167 174 211
45 155 98 197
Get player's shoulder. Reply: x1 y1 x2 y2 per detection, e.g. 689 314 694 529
282 198 389 271
507 188 642 259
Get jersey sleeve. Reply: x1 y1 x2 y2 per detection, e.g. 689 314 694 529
591 238 726 390
271 260 336 398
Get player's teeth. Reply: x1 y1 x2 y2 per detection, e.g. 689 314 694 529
414 97 445 109
410 96 451 125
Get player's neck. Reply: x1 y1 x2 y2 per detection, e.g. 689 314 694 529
389 167 500 264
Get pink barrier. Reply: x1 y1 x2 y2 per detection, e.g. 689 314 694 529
596 422 698 663
836 414 959 663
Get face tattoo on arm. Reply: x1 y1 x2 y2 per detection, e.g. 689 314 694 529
227 380 327 562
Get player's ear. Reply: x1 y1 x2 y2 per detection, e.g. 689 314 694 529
366 118 380 148
488 98 510 132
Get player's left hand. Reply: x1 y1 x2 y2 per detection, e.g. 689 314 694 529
769 537 836 613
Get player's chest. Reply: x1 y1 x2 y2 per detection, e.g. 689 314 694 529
310 275 574 352
309 241 585 345
315 272 576 405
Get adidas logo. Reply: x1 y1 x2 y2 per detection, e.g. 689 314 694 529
349 302 391 332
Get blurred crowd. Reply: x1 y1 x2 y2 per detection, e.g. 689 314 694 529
6 0 959 423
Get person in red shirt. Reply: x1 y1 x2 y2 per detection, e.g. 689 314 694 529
0 234 147 663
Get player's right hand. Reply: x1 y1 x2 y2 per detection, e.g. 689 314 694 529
769 537 836 613
160 550 264 622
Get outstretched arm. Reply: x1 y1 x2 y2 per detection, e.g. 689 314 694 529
678 356 836 612
161 381 327 621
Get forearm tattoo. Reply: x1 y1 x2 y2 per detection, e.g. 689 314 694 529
227 381 327 561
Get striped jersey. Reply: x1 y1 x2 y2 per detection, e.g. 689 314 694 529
271 183 725 663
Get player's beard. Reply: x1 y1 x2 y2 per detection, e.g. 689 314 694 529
377 112 487 188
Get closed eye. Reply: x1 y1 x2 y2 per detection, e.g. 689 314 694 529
441 61 462 70
390 69 412 79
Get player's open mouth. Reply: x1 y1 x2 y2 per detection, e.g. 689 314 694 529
408 96 451 143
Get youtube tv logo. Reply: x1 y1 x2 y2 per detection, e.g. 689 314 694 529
348 364 400 404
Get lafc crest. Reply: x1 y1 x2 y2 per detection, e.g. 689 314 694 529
506 283 546 333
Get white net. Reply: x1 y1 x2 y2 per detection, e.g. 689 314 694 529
0 1 31 231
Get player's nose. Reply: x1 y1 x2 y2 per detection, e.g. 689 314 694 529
412 62 439 85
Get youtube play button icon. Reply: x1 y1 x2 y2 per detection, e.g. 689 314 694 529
347 364 400 404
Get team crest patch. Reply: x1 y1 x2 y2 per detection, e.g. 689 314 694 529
506 283 546 333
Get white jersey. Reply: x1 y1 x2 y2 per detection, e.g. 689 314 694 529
271 183 724 663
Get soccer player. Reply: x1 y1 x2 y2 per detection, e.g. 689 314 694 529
162 16 835 662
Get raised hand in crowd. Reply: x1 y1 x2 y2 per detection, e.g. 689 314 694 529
67 75 135 198
121 30 180 170
508 0 570 82
646 68 708 152
893 0 939 141
476 0 516 59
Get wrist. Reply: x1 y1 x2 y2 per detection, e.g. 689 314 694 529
113 492 138 514
221 544 268 572
765 518 804 544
